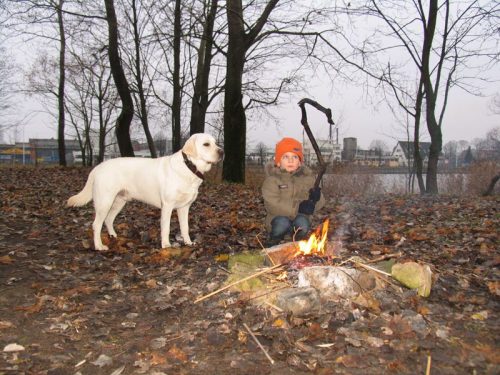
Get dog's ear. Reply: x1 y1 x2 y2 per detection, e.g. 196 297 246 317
182 134 198 158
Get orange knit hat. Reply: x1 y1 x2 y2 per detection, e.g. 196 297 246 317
275 137 303 165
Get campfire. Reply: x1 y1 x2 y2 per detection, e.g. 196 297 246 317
263 219 337 268
296 219 329 256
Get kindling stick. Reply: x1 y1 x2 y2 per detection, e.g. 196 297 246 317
194 263 284 303
243 323 275 365
298 98 335 189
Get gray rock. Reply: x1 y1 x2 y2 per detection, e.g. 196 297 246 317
275 287 320 316
297 266 364 299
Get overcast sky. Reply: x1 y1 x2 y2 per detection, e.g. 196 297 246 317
246 75 500 151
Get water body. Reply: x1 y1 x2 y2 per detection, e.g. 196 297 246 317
324 173 469 195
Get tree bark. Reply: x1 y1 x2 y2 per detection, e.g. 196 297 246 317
104 0 135 157
421 0 441 194
413 79 426 194
171 0 182 152
56 0 67 166
223 0 279 183
190 0 218 135
223 0 246 183
131 0 157 158
483 173 500 196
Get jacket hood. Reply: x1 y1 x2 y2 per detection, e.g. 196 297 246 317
264 161 313 178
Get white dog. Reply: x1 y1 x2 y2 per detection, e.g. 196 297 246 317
67 133 223 251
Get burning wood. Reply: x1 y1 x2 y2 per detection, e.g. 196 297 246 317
296 219 329 256
265 219 338 266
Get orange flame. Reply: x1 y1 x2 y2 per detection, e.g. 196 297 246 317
296 219 329 256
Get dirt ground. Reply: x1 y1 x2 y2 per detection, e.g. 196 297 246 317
0 166 499 375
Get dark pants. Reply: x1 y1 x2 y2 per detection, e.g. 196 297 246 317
270 214 311 241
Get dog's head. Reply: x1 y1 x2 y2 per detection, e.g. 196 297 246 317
182 133 224 173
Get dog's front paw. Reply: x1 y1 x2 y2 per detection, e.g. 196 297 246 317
176 233 194 246
161 241 172 248
95 245 109 251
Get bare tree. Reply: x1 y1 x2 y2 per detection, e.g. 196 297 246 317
54 0 67 165
223 0 279 183
189 0 219 135
311 1 498 194
0 43 19 141
254 141 267 166
4 0 70 165
171 0 182 151
443 140 458 168
65 47 118 165
125 0 157 157
104 0 134 156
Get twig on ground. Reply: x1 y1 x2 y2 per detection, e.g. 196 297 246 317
426 355 432 375
243 323 275 365
365 252 402 264
350 258 392 277
194 264 284 303
263 301 284 312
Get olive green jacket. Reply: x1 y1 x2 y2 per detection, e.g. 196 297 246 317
261 162 325 231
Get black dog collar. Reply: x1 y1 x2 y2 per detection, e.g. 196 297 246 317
182 152 204 180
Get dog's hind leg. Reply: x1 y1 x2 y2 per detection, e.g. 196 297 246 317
104 196 127 237
92 196 115 251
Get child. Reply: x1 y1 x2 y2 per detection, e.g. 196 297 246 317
262 137 325 246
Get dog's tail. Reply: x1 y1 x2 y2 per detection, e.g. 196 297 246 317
67 169 95 207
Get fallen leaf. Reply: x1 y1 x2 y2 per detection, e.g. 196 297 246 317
150 351 167 365
0 255 14 264
486 281 500 296
3 343 25 352
145 278 158 288
91 354 113 367
352 293 381 313
15 298 45 314
167 345 188 363
0 321 15 329
471 310 488 320
335 354 366 368
215 254 229 262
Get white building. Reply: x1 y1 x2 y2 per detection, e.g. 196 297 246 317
303 138 342 165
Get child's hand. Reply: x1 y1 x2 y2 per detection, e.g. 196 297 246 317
309 187 321 202
298 200 315 215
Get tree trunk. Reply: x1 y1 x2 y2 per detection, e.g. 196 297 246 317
104 0 135 157
190 0 218 135
98 95 106 164
425 128 442 194
421 0 440 194
222 0 279 183
131 0 157 158
171 0 182 152
223 0 247 183
413 79 426 194
57 0 67 166
483 173 500 196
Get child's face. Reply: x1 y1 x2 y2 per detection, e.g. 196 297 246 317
278 152 301 172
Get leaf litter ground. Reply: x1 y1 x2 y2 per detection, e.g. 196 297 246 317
0 167 498 374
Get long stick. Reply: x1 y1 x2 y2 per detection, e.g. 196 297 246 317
194 264 283 303
298 98 335 188
351 259 392 277
365 252 402 264
243 323 275 365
